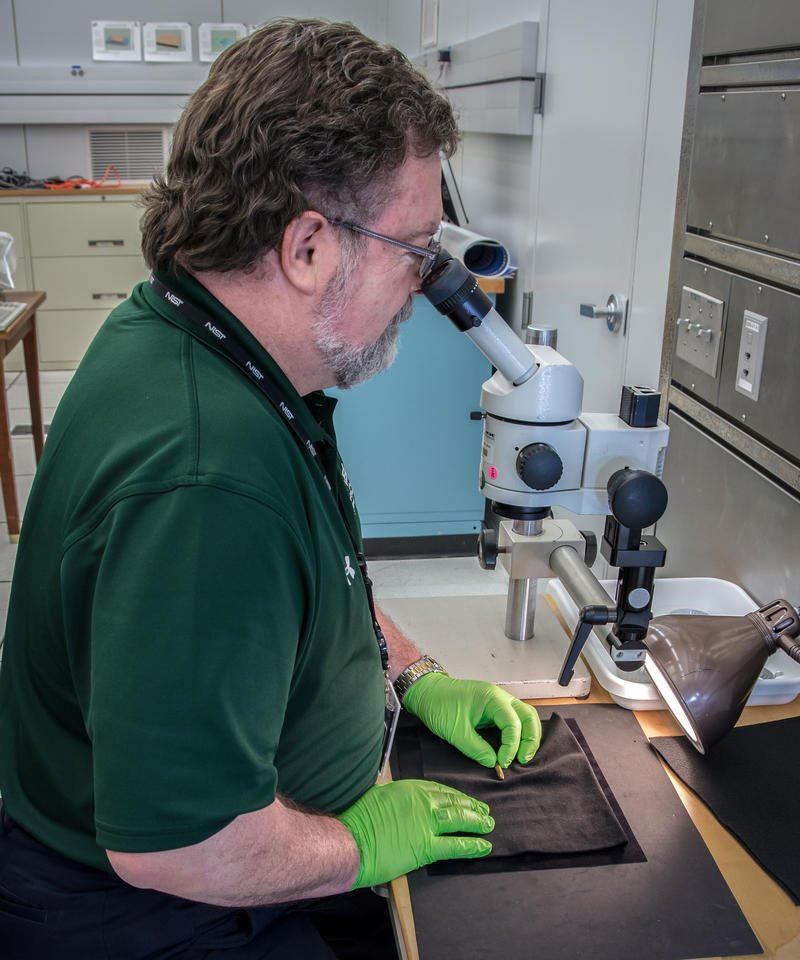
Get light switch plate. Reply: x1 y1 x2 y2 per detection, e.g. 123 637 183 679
675 286 724 377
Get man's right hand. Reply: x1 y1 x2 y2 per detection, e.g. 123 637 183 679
338 779 494 888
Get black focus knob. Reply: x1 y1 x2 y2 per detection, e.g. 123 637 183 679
516 443 563 490
607 468 668 529
477 526 498 570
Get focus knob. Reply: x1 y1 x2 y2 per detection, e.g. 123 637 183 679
607 468 668 529
516 443 563 490
477 525 498 570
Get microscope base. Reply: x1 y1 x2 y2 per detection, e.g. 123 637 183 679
379 594 591 699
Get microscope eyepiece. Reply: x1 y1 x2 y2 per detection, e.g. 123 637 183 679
420 251 493 332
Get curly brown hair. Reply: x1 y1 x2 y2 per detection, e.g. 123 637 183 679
140 18 458 273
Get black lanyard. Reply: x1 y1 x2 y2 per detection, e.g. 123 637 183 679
148 273 389 671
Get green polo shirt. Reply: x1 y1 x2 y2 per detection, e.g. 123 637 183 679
0 268 385 871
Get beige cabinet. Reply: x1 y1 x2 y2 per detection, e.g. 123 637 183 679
0 192 149 370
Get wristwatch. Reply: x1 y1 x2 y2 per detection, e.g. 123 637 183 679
394 654 448 704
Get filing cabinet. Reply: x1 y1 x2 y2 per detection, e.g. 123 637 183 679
0 192 148 370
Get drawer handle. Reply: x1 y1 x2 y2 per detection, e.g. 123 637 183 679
91 293 127 301
88 240 124 247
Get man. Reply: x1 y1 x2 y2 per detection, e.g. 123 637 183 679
0 19 541 958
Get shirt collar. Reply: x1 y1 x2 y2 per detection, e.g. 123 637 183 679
142 265 336 444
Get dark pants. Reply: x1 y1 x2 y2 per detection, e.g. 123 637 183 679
0 807 396 959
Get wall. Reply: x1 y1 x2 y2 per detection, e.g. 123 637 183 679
0 0 387 179
389 0 549 333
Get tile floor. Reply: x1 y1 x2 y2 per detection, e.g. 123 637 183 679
0 369 510 635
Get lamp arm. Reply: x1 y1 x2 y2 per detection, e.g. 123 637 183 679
778 635 800 663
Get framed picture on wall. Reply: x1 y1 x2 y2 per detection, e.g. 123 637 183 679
198 23 247 62
143 22 193 63
91 21 142 61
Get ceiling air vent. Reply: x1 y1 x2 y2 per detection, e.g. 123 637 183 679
88 128 168 183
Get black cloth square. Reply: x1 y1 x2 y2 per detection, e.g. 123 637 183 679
651 716 800 904
394 712 645 875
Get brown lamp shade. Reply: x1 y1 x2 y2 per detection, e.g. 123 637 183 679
644 599 800 754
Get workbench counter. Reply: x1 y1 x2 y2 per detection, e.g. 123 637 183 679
389 644 800 960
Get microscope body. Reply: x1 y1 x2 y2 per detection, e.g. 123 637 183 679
420 250 670 674
477 346 668 517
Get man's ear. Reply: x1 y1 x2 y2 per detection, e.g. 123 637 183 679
279 212 337 295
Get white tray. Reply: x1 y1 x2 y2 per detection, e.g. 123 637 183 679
546 576 800 710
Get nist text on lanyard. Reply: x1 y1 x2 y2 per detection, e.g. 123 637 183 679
148 274 390 673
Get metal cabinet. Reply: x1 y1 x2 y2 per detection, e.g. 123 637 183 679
659 0 800 604
688 89 800 258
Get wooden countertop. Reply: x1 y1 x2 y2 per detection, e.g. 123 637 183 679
0 186 146 197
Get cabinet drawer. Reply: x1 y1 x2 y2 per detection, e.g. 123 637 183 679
27 200 143 257
36 309 109 367
30 256 147 310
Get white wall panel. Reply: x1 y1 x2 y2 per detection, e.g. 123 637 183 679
0 0 16 64
24 126 92 180
0 126 26 174
13 0 221 65
226 1 387 39
437 0 547 53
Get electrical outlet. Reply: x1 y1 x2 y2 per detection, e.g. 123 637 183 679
735 310 768 402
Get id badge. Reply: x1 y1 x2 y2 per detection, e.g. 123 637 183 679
379 674 402 776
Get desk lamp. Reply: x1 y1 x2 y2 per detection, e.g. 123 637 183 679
644 599 800 754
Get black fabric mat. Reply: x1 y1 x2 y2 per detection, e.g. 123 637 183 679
401 704 761 960
651 716 800 905
394 712 645 875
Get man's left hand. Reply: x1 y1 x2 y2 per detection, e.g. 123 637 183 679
403 673 542 769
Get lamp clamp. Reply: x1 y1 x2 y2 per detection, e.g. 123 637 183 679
559 605 617 685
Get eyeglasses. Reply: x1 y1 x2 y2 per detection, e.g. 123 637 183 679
325 217 442 277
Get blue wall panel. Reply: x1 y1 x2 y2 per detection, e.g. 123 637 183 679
331 297 492 539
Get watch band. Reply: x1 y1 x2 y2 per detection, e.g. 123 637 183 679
394 654 448 704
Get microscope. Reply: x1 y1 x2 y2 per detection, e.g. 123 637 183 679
419 250 671 696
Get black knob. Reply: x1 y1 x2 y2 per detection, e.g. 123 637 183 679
516 443 563 490
607 468 668 529
477 526 498 570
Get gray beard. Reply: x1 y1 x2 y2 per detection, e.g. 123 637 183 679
312 263 413 390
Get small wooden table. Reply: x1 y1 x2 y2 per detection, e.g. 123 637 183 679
0 291 46 541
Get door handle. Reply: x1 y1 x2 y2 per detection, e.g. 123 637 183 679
579 293 628 333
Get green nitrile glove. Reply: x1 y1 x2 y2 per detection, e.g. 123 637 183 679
404 672 543 769
338 779 494 888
